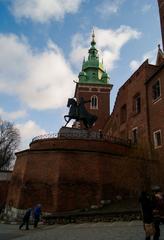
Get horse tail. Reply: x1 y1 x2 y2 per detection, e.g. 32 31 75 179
64 115 68 121
64 115 70 126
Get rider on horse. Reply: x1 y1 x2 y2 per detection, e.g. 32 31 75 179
64 97 97 128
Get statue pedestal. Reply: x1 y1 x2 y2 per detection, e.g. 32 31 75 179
58 127 101 140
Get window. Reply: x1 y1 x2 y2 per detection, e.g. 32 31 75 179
152 80 161 101
120 104 127 124
91 96 98 109
153 130 162 148
132 127 138 144
133 94 141 114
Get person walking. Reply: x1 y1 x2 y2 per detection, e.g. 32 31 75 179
152 186 164 240
139 191 155 240
33 204 42 228
19 208 32 230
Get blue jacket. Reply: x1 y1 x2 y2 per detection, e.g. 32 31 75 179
34 207 41 218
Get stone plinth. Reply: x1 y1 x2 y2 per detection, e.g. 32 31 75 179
58 127 101 139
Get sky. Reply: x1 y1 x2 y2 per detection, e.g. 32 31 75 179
0 0 162 150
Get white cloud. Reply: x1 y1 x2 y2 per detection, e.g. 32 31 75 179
0 34 75 110
11 0 83 23
16 120 47 150
96 0 125 17
129 48 157 72
129 60 140 72
70 26 141 71
0 108 27 121
142 4 152 13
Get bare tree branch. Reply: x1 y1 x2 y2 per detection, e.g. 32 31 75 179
0 119 20 170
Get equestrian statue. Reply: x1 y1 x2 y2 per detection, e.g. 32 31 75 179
64 97 97 129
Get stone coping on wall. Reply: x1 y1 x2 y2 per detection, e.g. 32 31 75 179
22 127 131 157
17 138 130 158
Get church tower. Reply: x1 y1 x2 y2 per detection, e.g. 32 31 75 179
74 32 113 131
157 0 164 50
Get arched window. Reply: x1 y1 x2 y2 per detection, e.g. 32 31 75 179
91 95 98 109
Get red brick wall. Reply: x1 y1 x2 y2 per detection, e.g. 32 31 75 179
147 67 164 185
103 60 164 189
102 60 164 188
57 151 102 211
6 138 157 213
30 138 128 155
6 153 29 209
0 171 12 209
0 181 10 208
7 150 59 212
101 156 144 198
105 61 157 143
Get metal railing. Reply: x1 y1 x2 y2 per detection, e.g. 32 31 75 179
32 131 131 147
32 133 58 142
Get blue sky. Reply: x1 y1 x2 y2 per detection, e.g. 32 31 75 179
0 0 161 149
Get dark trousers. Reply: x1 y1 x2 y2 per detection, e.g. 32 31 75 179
19 219 29 230
145 237 150 240
153 219 160 240
34 217 39 228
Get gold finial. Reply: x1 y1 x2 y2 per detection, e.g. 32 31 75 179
92 29 95 42
91 28 96 47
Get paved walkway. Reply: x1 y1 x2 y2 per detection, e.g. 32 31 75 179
1 221 164 240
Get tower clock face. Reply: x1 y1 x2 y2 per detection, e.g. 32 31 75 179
98 70 102 80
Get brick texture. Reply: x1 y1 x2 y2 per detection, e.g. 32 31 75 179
75 83 111 131
6 137 154 213
0 181 10 208
104 60 164 189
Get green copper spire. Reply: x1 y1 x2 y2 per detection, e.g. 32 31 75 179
78 31 110 85
88 30 98 60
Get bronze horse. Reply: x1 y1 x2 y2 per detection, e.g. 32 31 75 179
64 97 97 129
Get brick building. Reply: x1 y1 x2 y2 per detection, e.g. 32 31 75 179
103 0 164 187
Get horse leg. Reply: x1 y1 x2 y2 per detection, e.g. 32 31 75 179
88 115 97 128
83 119 89 129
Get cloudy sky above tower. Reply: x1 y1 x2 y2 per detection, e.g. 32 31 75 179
0 0 161 149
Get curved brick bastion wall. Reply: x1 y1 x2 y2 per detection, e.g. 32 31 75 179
0 171 12 210
5 136 149 216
